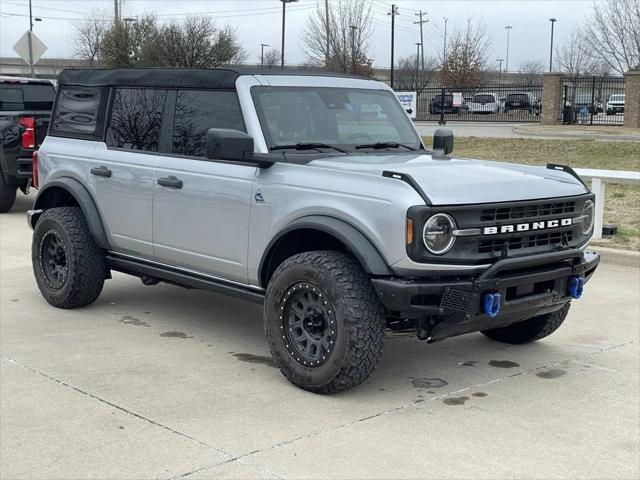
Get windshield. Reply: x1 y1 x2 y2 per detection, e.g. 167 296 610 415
472 94 495 103
251 86 422 152
609 95 624 102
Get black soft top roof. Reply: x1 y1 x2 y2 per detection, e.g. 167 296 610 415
57 67 370 88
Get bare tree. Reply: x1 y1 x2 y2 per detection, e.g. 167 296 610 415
439 18 492 85
579 0 640 75
262 48 280 68
72 15 108 67
395 54 438 94
518 59 545 85
302 0 374 75
555 27 598 77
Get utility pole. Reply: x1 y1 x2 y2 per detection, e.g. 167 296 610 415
415 42 421 90
350 25 358 74
548 18 557 72
260 43 269 66
280 0 299 69
442 17 449 64
325 0 330 67
414 11 427 71
388 4 399 89
504 25 512 72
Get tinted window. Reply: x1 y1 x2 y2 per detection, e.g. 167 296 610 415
172 90 244 157
0 83 55 111
107 88 166 151
52 87 101 135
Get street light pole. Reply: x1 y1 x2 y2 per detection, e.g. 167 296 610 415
497 58 504 84
350 25 358 74
325 0 330 67
388 4 399 89
504 25 512 72
260 43 269 66
549 18 557 72
280 0 299 69
28 0 34 76
442 17 449 64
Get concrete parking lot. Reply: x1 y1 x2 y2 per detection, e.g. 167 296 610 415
1 192 639 480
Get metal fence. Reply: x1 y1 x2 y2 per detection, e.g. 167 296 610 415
415 83 543 123
559 76 625 126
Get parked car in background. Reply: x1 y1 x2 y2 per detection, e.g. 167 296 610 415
466 93 499 114
504 92 531 113
573 94 602 114
606 94 625 115
429 94 459 114
0 76 55 212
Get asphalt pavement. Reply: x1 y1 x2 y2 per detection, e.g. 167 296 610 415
1 192 639 480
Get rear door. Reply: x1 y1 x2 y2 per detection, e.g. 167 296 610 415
152 89 255 283
89 87 167 257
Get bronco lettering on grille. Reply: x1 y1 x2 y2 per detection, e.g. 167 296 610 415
483 218 573 235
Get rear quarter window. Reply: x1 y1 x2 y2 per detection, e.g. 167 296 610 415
51 87 103 137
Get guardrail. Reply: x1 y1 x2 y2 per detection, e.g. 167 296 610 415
575 168 640 240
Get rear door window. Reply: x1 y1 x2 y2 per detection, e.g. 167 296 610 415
172 90 245 157
52 87 102 135
106 88 167 152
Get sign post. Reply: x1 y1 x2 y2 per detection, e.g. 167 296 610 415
13 30 47 76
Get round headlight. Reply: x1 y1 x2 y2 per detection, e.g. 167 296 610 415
582 200 594 235
422 213 456 255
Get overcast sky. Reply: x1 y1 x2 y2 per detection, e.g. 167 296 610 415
1 0 597 70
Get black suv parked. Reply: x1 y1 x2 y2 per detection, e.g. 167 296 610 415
0 76 55 212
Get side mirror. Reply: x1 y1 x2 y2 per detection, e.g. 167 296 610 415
205 128 254 162
432 128 454 155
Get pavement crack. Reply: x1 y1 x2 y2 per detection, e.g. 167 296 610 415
2 357 285 480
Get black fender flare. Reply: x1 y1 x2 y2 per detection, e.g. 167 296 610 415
32 177 110 250
259 215 393 285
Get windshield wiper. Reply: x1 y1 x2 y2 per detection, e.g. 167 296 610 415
270 143 348 153
354 142 417 151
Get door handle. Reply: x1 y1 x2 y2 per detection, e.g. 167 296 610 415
157 176 183 189
90 166 112 178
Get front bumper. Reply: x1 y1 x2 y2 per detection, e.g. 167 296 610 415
372 249 600 342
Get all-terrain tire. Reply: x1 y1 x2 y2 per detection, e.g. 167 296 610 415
264 251 386 394
481 303 570 344
0 174 17 213
32 207 107 308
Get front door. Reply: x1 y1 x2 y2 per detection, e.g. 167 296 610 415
152 89 255 283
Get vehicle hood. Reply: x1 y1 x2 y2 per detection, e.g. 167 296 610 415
309 153 589 205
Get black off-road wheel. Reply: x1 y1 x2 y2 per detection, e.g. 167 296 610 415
264 251 386 394
32 207 107 308
481 303 570 345
0 174 17 213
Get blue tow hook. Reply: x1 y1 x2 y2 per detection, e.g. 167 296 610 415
569 276 585 299
483 292 502 318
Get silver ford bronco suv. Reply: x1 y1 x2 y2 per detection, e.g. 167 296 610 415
29 68 600 393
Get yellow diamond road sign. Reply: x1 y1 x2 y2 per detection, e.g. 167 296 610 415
13 31 47 65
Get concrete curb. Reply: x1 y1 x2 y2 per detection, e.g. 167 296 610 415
590 245 640 268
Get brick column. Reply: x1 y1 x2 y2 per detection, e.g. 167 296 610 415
541 73 563 125
623 71 640 128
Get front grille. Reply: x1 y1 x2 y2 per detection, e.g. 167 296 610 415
480 201 576 222
478 231 574 254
